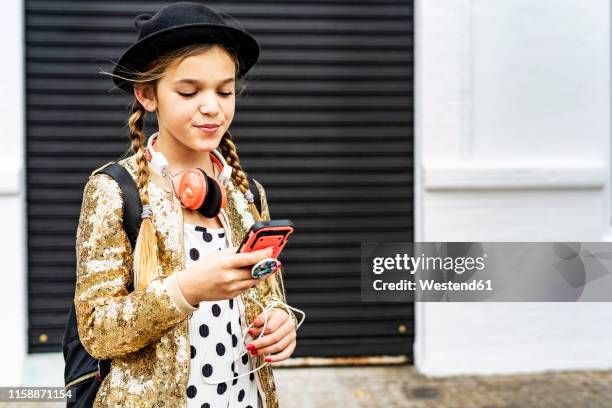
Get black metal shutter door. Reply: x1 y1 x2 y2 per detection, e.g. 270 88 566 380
26 1 414 358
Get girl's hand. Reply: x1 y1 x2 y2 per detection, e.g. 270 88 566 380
245 308 296 363
177 245 275 304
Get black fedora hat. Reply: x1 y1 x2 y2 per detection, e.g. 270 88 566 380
112 1 260 93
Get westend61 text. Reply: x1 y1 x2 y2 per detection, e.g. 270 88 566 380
373 279 493 291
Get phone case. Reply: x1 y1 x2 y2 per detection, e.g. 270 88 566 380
237 219 294 259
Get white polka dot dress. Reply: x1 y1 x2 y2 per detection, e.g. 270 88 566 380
184 222 260 408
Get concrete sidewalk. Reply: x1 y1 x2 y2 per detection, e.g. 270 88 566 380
275 364 612 407
5 353 612 407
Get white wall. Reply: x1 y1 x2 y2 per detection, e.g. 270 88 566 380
0 0 26 385
414 0 612 375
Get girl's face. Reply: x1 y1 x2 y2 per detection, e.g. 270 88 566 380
136 44 236 161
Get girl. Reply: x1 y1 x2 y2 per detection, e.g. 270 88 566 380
74 2 299 407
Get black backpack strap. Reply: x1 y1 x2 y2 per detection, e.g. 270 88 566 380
247 176 262 215
93 162 142 251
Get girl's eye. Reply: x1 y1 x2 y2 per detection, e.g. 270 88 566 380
177 91 234 97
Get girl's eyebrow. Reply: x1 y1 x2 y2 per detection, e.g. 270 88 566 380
173 78 235 85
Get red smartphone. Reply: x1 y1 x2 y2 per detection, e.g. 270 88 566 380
236 219 294 259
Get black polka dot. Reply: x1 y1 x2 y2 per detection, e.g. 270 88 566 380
190 346 196 359
216 342 226 356
232 372 238 386
217 382 227 395
231 362 235 372
189 248 200 261
219 232 225 238
212 304 221 317
195 226 213 242
199 324 209 338
226 322 232 335
249 373 254 381
232 334 238 347
186 385 197 398
202 364 213 378
238 316 241 325
229 299 234 309
238 389 245 402
246 405 253 408
201 404 210 408
242 354 248 364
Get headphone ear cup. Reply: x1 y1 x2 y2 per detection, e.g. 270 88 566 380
197 169 223 218
214 178 228 209
177 170 207 209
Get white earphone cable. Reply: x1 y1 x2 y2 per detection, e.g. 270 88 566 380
199 296 305 385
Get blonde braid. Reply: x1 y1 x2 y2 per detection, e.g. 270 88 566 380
127 99 160 291
219 130 262 222
218 130 288 302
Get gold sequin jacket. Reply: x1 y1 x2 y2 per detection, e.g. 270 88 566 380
74 153 296 407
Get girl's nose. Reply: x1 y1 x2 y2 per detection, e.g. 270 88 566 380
198 92 220 116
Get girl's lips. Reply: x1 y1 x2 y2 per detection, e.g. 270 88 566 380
195 125 220 133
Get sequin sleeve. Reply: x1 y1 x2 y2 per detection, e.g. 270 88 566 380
74 172 192 360
253 179 298 329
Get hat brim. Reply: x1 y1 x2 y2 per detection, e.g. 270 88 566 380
112 23 260 93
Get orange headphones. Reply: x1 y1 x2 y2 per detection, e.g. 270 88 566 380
145 132 231 218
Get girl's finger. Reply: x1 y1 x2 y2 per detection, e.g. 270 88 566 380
249 309 286 335
235 264 278 284
255 329 294 356
264 340 296 363
228 247 275 268
234 276 262 291
248 318 294 351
